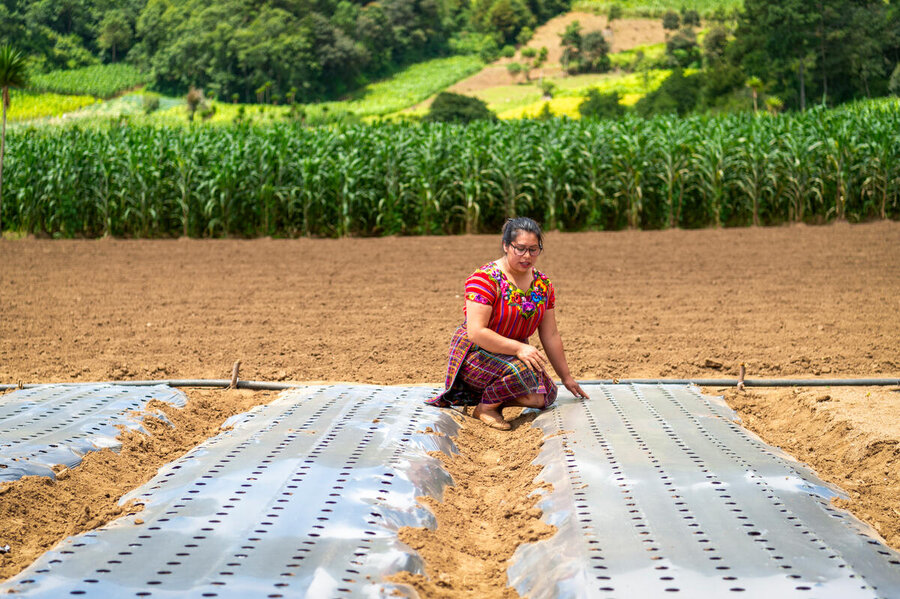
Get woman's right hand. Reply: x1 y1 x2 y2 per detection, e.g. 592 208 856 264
516 343 550 375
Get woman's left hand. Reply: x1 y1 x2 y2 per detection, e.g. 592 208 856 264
562 377 590 400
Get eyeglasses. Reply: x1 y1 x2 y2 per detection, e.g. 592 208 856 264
509 242 542 257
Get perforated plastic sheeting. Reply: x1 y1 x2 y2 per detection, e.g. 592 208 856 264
0 384 458 598
0 384 187 482
508 384 900 599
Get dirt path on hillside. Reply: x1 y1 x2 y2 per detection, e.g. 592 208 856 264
436 15 666 101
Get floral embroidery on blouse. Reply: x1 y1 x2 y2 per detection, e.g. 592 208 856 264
490 264 550 319
465 292 491 304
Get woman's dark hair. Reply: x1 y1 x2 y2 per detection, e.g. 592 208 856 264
501 217 543 251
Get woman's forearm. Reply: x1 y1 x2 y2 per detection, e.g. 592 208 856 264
468 325 525 355
542 330 572 382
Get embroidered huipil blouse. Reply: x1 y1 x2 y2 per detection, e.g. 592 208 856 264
464 261 556 341
428 262 557 406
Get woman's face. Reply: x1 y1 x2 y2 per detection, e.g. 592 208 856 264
503 231 541 275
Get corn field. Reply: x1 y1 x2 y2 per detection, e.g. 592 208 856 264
30 64 148 99
4 100 898 238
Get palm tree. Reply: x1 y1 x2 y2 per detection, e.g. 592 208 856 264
0 45 29 235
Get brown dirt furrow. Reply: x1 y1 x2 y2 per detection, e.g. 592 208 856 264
391 408 554 598
720 386 900 548
0 388 276 581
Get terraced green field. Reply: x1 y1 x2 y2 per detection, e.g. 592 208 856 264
30 64 148 99
14 55 485 126
573 0 742 16
7 91 98 122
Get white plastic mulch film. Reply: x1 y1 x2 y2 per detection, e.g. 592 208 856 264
509 384 900 599
0 385 459 598
2 383 899 598
0 384 187 482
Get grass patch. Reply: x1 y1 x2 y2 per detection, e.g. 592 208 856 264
610 42 666 69
476 84 546 114
500 96 585 118
322 55 485 117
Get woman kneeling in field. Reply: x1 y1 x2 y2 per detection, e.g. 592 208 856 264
428 217 589 430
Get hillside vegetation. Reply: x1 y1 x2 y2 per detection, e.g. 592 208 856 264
573 0 742 16
4 0 899 119
1 0 567 103
6 91 97 122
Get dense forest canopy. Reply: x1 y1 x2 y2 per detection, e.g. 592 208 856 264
0 0 144 70
731 0 900 109
0 0 563 101
130 0 458 101
1 0 898 109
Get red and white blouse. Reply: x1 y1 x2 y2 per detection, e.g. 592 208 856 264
463 262 556 342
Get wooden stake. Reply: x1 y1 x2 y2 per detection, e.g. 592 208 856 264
229 360 241 389
737 362 746 391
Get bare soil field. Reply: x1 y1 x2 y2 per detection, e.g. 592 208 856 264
3 224 896 385
1 222 899 590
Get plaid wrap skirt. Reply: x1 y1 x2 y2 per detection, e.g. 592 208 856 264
427 325 558 408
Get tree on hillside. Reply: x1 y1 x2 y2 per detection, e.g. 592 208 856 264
666 27 700 68
560 22 610 74
745 76 764 112
662 10 680 32
507 61 525 81
636 68 701 116
0 0 145 71
846 6 891 97
483 0 536 45
702 25 729 66
681 8 701 27
129 0 454 103
517 26 534 46
579 88 625 119
580 31 611 73
97 9 133 62
607 4 623 23
0 45 28 236
520 46 548 81
425 92 495 124
733 0 818 110
731 0 900 109
559 21 582 74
